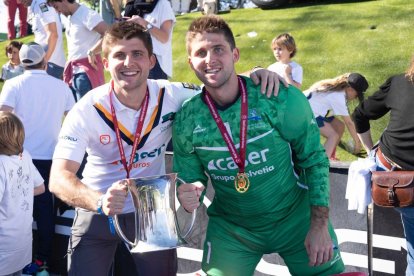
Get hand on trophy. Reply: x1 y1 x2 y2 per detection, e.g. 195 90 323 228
177 181 205 213
102 181 129 216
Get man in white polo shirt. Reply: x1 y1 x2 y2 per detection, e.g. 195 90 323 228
0 42 75 274
21 0 66 79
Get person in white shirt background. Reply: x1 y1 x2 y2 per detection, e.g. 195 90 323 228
267 32 303 89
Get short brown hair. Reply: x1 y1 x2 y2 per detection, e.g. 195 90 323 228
0 112 25 156
271 33 297 58
102 21 153 59
5 41 23 56
186 15 236 54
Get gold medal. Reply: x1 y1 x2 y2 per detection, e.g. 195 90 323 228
235 173 250 193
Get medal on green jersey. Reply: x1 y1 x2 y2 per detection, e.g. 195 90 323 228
204 77 250 193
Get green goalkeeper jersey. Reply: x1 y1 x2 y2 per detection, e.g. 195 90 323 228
173 76 330 229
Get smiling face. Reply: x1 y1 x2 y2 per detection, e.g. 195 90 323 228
103 38 155 95
188 32 239 91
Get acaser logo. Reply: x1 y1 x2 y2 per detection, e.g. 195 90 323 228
207 149 269 171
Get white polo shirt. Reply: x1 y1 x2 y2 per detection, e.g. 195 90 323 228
0 70 75 159
29 0 66 67
53 80 200 212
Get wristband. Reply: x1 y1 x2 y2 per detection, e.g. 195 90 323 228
97 195 105 215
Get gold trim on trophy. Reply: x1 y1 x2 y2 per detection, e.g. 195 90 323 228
235 172 250 193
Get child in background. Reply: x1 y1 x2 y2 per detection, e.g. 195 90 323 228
304 73 368 160
267 33 303 88
0 111 44 276
1 41 24 82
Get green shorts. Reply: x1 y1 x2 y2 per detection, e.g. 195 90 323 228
201 194 344 276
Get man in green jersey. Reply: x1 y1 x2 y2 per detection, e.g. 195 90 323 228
173 16 345 276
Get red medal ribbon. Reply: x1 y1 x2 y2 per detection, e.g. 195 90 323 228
109 80 149 178
204 77 248 174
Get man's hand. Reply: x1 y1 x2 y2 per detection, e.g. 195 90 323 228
177 181 205 212
4 0 10 6
102 181 128 216
249 68 287 97
305 206 333 266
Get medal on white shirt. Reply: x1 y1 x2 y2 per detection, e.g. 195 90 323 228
109 80 149 178
204 77 250 193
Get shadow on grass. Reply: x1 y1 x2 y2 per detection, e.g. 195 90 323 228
266 0 375 10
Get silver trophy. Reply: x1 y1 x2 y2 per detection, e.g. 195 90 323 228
113 173 196 253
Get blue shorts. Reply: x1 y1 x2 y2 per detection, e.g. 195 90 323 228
315 116 335 128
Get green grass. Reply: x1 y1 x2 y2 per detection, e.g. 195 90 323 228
1 0 413 161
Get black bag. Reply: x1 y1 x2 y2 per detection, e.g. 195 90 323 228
124 0 159 17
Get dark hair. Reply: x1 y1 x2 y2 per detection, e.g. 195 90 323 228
0 111 25 156
25 60 46 70
5 41 23 56
186 15 236 54
47 0 75 4
102 21 153 58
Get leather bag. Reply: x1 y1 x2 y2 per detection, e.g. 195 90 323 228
371 171 414 207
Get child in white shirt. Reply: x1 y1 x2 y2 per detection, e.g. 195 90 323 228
1 41 24 82
267 33 303 89
0 111 44 276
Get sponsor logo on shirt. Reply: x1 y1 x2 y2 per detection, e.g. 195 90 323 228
111 144 166 166
207 149 269 171
210 166 275 182
59 135 78 142
248 109 262 121
39 2 49 12
160 122 173 133
193 124 206 134
100 135 110 145
207 149 275 181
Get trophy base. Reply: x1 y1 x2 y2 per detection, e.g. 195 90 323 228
130 240 188 253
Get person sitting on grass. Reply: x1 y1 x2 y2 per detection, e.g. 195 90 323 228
304 73 368 160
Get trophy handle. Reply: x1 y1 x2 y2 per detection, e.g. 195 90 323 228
176 176 197 239
113 183 138 249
